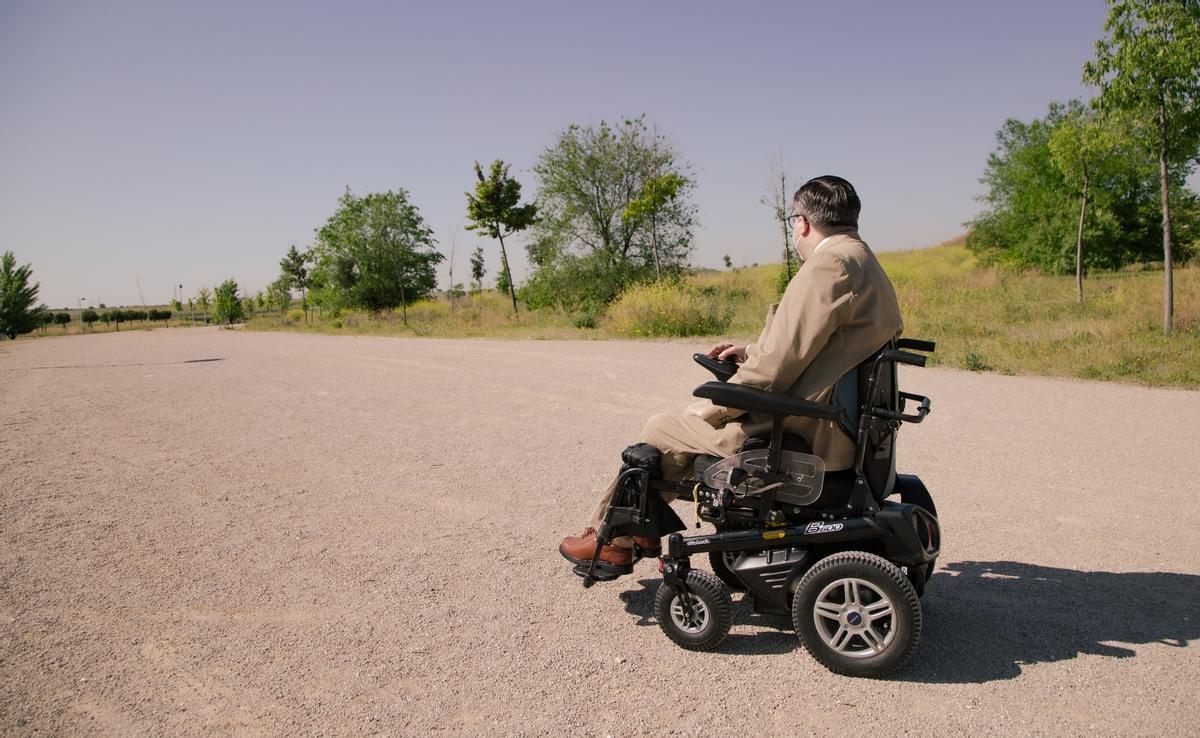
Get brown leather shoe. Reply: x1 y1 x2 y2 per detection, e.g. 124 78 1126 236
559 528 632 567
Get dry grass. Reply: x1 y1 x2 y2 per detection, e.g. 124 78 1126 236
241 241 1199 388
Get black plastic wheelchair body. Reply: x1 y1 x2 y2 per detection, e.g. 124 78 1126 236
576 338 941 677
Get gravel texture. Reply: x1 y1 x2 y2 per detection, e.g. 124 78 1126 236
1 327 1198 736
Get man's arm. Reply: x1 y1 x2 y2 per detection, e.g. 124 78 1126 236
729 252 853 393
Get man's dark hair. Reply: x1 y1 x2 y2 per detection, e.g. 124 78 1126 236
792 175 860 231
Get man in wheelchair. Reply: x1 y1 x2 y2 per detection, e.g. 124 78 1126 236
558 175 941 677
562 174 902 565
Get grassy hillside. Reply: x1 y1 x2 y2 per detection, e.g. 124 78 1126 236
246 241 1199 388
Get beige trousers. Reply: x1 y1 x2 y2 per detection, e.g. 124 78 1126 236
588 413 750 546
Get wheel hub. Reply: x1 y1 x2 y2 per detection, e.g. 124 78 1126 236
812 576 897 658
669 595 709 633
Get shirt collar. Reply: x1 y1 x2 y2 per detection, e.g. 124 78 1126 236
814 235 836 254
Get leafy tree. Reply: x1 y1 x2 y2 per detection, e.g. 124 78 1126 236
81 309 99 329
469 245 486 295
495 265 510 296
54 312 71 330
622 172 688 280
170 298 183 312
526 117 696 311
279 245 311 306
1089 0 1200 333
466 160 538 315
1084 0 1200 333
195 287 211 313
267 277 292 314
1048 107 1132 302
211 279 245 325
0 251 42 339
310 188 443 320
966 101 1169 273
36 306 53 333
722 254 733 270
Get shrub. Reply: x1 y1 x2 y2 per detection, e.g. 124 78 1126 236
286 309 305 323
605 280 731 337
959 347 992 372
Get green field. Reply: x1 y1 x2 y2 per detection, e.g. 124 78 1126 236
239 241 1195 389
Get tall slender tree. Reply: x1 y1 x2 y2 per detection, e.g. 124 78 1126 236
1084 0 1200 333
469 246 486 296
466 160 538 315
760 159 795 287
279 245 311 307
1048 105 1128 302
622 172 687 280
0 251 42 339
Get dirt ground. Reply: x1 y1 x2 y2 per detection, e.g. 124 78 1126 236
2 328 1198 736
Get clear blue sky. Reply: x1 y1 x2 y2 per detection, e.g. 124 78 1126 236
0 0 1137 308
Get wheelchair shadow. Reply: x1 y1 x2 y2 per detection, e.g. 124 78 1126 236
620 561 1200 678
899 560 1200 683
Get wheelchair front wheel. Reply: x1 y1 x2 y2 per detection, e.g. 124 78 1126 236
792 551 922 678
655 570 732 651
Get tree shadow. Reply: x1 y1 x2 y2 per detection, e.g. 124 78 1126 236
617 561 1200 678
899 561 1200 683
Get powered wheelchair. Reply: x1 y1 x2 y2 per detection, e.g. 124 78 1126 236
574 338 940 678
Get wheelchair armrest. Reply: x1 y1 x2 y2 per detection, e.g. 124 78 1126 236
692 353 739 382
692 381 846 422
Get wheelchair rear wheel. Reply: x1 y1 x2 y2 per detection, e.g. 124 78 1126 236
708 550 748 591
792 551 922 678
655 570 732 651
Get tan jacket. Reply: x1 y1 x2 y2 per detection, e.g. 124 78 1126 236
695 233 903 470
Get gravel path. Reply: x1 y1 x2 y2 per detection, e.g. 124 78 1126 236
2 328 1198 736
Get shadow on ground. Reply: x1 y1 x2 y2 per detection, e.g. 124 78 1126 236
619 561 1200 682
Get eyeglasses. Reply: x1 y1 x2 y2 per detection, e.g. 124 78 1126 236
786 213 808 229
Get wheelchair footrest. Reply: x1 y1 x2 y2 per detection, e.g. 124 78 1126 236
572 562 630 582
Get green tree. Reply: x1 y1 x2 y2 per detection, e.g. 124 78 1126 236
1084 0 1200 333
279 245 311 307
81 309 99 329
622 172 688 280
525 117 696 311
310 188 443 320
466 160 538 315
267 277 292 314
170 298 183 312
0 251 42 339
469 245 486 295
212 279 245 325
54 312 71 330
195 287 211 314
966 101 1167 273
1048 107 1131 302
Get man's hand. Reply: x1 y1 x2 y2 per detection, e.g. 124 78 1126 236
707 341 747 363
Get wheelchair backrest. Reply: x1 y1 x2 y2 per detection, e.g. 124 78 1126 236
830 340 900 500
